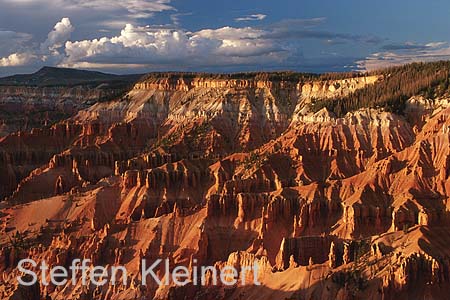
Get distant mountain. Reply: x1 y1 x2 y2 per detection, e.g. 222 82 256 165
0 66 142 87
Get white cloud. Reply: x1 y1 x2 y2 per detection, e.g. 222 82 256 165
59 62 149 69
357 42 450 71
235 14 267 22
0 15 397 73
0 17 73 67
195 26 265 40
41 17 74 52
61 23 282 68
0 52 36 66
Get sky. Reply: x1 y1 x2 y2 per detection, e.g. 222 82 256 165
1 0 450 76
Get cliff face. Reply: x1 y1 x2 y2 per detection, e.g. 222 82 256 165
1 70 450 300
133 74 379 96
0 85 129 137
0 66 139 137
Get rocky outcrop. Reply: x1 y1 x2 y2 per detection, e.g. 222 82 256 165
0 85 127 137
0 122 82 200
276 236 335 269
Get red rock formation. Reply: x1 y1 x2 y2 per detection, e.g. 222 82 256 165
1 71 450 299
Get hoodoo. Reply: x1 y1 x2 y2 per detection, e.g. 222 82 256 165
1 63 450 299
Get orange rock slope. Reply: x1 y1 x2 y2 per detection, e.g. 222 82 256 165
0 71 449 300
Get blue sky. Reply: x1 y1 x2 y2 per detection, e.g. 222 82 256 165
0 0 450 75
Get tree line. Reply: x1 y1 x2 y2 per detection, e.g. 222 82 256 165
312 61 450 117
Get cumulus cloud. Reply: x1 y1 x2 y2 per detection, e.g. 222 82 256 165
61 24 282 68
235 14 267 22
3 1 448 74
0 18 287 70
0 52 35 66
357 42 450 71
41 17 74 52
0 16 387 72
0 17 73 67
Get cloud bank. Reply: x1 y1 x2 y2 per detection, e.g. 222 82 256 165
357 42 450 71
1 0 449 74
2 8 445 74
0 17 326 70
61 23 283 69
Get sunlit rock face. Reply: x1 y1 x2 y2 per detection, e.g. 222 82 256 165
1 70 450 300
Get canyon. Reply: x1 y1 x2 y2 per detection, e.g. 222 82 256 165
0 67 449 300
